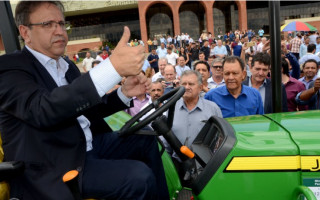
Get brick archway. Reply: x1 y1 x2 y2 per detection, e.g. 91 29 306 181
138 0 247 52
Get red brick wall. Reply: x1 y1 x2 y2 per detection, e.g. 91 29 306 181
65 41 102 58
307 21 320 32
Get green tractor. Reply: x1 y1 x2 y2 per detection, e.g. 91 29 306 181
106 87 320 200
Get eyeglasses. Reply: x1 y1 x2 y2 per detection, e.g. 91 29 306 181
27 20 70 31
213 65 223 69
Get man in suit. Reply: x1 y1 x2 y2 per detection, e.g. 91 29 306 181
243 52 288 114
0 1 169 200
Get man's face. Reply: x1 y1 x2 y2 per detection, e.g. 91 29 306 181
199 54 205 61
251 61 269 83
151 49 156 55
180 74 202 100
317 38 320 44
158 60 167 75
178 57 186 67
223 61 246 92
217 40 222 46
303 62 318 79
21 3 68 59
167 49 172 54
161 43 165 48
305 38 310 45
195 63 210 82
86 52 91 58
164 66 176 82
211 62 223 76
149 82 164 102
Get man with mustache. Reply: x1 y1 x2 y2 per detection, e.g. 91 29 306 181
298 59 319 89
0 1 169 199
205 56 264 118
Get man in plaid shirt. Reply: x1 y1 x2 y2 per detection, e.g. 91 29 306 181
290 33 303 60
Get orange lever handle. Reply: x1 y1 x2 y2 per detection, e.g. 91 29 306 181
63 170 79 183
180 146 195 159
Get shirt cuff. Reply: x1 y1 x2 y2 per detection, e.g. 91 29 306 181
117 87 132 107
89 58 122 97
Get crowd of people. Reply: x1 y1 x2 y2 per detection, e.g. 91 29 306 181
85 29 320 184
115 29 320 182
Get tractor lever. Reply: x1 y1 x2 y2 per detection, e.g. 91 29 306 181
63 170 82 200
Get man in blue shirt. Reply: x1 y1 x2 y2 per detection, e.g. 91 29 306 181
296 78 320 110
205 56 264 118
258 28 264 37
156 42 167 58
316 37 320 54
213 40 228 58
147 48 159 72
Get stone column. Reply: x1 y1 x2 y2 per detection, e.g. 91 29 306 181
138 1 148 52
237 1 248 31
203 1 214 35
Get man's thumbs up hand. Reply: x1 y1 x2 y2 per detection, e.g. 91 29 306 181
110 26 145 77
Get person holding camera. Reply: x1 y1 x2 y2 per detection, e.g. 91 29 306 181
163 64 179 94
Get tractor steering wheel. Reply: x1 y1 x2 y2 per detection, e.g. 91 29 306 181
118 86 185 137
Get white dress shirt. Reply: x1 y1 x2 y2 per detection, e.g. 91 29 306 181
26 46 131 151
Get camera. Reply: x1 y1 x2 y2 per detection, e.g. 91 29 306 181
165 82 175 88
246 41 255 47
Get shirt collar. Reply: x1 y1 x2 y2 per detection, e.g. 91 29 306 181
208 77 225 85
25 45 69 74
220 85 248 97
300 76 318 82
133 94 150 101
249 76 267 88
177 96 204 112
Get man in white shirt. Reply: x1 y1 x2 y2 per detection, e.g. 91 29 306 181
152 58 168 82
257 37 267 53
95 51 104 62
166 46 179 66
82 52 95 72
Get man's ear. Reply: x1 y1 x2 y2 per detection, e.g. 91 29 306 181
19 25 31 44
242 69 247 81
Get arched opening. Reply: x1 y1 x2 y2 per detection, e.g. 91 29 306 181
213 1 239 36
146 3 173 39
246 1 269 35
179 1 205 40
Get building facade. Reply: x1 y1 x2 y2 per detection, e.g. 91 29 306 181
1 1 320 54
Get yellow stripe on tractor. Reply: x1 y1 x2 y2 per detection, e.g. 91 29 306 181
225 156 320 172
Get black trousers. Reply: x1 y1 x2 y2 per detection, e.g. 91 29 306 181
82 132 169 200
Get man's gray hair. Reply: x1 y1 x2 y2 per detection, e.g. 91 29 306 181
180 70 202 85
158 57 168 64
164 64 176 73
212 57 224 66
15 1 64 28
